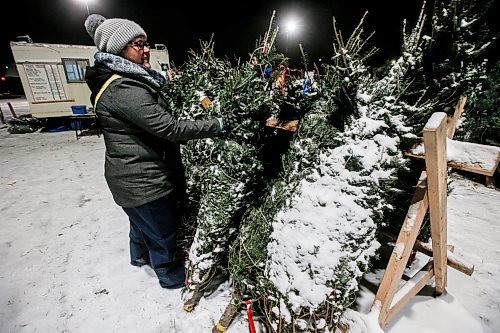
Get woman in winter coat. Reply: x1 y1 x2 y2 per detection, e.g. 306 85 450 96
83 14 239 289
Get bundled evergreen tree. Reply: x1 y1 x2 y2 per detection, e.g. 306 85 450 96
459 60 500 146
404 0 496 131
228 8 428 331
385 0 499 240
160 37 233 254
161 14 294 307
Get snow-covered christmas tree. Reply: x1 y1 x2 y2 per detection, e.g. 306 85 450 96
160 13 293 309
225 7 430 331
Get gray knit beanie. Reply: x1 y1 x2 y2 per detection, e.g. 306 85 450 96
84 14 147 54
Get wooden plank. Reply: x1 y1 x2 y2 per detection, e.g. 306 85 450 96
7 102 18 118
385 261 434 325
405 140 500 177
0 107 5 124
447 95 466 139
451 160 494 176
266 118 298 132
406 153 499 176
423 112 448 295
406 96 499 177
375 171 429 327
381 232 474 275
415 240 473 275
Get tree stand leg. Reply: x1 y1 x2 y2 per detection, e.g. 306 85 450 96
7 102 17 118
485 175 495 188
0 107 5 124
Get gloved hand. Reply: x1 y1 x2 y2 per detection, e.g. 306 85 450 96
220 107 244 134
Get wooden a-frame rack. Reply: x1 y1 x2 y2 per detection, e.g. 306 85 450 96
370 96 484 328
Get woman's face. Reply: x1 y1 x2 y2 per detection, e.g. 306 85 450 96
121 36 151 67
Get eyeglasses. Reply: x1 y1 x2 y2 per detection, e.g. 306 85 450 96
128 41 151 50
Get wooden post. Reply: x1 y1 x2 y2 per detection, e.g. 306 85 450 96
7 102 18 118
447 96 466 139
0 106 5 124
423 112 448 295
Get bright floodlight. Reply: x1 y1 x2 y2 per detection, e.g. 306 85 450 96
284 17 300 35
74 0 92 15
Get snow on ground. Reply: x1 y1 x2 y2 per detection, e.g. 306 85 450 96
1 126 499 333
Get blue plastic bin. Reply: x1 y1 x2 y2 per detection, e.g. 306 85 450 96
71 105 87 115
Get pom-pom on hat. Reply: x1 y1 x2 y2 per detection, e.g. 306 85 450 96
84 14 147 55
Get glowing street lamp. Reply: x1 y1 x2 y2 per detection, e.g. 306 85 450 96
75 0 91 15
283 16 300 54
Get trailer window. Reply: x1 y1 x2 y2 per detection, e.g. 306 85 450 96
62 59 89 83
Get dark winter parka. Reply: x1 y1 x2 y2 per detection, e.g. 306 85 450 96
85 62 221 208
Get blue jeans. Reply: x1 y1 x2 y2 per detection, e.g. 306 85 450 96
123 195 185 289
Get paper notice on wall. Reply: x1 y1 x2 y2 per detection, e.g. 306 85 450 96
23 63 67 102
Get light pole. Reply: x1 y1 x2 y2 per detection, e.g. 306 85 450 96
285 29 289 54
84 0 90 15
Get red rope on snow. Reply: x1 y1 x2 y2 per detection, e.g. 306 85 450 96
245 300 257 333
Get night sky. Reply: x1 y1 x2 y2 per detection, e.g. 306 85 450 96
0 0 430 68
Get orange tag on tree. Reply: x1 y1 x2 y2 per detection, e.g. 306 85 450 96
197 91 212 109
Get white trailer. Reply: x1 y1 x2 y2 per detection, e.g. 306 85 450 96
10 42 170 118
